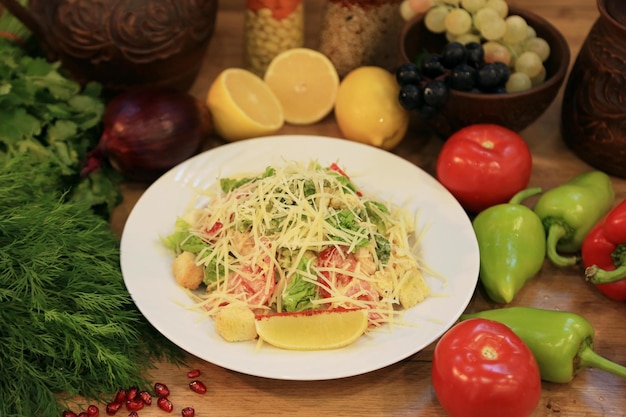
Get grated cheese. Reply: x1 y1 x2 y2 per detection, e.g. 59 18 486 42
166 160 431 330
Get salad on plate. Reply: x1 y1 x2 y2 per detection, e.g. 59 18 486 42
162 160 432 346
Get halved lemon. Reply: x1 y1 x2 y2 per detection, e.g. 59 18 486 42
263 48 339 125
207 68 284 141
255 308 368 350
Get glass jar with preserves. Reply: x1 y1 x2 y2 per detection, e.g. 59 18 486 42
244 0 304 77
318 0 404 78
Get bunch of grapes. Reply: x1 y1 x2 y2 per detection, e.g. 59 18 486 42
400 0 551 93
396 41 510 118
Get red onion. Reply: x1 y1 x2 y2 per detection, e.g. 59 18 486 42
84 87 213 182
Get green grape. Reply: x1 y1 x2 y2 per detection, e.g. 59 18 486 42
401 0 435 20
445 8 473 36
480 16 506 40
530 65 547 86
425 5 450 33
456 32 482 45
524 37 551 62
460 0 486 13
503 15 529 44
483 41 512 65
506 72 532 93
515 51 543 78
440 0 460 6
485 0 508 18
410 0 435 13
474 7 500 31
446 31 459 42
525 26 537 40
400 1 415 21
507 42 523 67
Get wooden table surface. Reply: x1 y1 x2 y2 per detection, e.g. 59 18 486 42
107 1 626 416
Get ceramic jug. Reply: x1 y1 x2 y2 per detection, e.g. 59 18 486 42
561 0 626 177
0 0 219 92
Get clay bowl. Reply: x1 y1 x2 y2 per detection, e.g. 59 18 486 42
400 6 570 138
0 0 220 93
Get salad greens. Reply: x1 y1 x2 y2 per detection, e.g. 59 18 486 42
282 255 318 312
0 153 184 417
164 162 402 316
220 166 276 193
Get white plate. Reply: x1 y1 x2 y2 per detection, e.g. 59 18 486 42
120 135 479 381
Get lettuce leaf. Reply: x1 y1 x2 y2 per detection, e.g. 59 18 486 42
282 256 319 312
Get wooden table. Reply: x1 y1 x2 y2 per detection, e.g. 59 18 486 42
108 1 626 415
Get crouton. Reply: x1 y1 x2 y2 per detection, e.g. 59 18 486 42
215 304 258 342
398 270 430 309
172 251 204 290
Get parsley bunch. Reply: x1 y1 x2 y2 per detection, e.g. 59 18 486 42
0 38 121 217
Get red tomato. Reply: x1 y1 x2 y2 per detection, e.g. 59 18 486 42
432 318 542 417
436 124 532 213
316 246 357 298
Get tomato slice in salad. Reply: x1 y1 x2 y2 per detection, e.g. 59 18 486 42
317 246 357 298
316 246 378 302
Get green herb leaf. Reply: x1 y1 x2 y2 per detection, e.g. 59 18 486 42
0 154 184 416
0 39 120 217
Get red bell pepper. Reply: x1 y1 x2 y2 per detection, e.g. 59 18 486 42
582 198 626 301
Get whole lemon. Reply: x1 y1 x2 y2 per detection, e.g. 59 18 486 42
334 66 410 150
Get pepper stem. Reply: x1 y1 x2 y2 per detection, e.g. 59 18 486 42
546 223 579 267
585 264 626 284
509 187 543 205
579 344 626 379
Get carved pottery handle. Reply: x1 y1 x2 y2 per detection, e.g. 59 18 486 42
0 0 47 45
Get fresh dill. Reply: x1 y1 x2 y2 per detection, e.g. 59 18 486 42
0 154 185 417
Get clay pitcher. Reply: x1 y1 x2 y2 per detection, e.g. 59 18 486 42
561 0 626 177
0 0 219 92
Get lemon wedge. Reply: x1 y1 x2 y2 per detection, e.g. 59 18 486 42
255 308 368 350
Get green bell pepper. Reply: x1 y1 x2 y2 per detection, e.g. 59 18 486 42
461 306 626 383
472 187 546 303
534 170 614 267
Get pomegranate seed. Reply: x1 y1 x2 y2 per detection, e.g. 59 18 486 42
138 390 152 405
113 389 126 404
87 405 100 417
189 380 207 394
128 413 139 417
154 382 170 398
78 413 88 417
181 407 195 417
105 402 122 415
126 386 139 401
187 369 201 378
125 399 144 412
62 411 78 417
157 396 174 412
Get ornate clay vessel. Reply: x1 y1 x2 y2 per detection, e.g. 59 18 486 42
561 0 626 178
0 0 219 92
